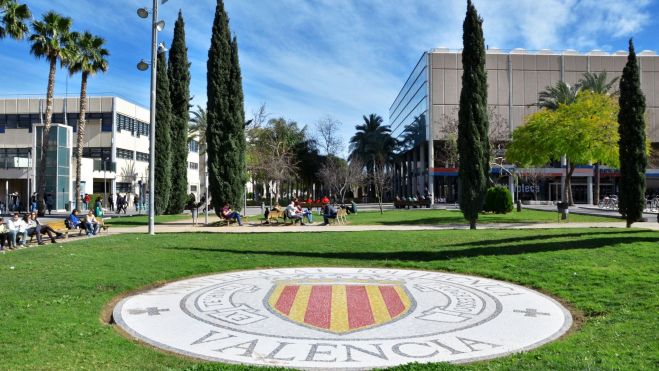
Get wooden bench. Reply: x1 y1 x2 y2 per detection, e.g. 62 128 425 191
80 217 110 233
48 220 75 238
394 199 431 209
218 214 248 226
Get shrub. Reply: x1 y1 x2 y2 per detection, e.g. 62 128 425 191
483 186 513 214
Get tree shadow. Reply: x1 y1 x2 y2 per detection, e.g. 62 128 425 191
162 232 657 262
450 229 648 248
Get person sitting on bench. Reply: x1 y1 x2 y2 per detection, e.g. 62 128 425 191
85 210 100 236
66 210 84 231
286 200 305 225
221 203 243 226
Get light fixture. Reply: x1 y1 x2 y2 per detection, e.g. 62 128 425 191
137 7 149 18
137 59 149 71
155 20 165 32
157 42 168 54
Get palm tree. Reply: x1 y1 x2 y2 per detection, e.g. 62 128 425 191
29 11 73 214
578 71 619 96
66 31 109 210
349 114 398 198
0 0 31 40
578 71 619 205
189 105 207 196
537 81 580 110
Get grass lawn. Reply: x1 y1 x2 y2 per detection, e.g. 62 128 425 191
330 209 618 225
0 228 657 370
104 214 189 227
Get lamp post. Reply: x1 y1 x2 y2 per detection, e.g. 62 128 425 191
137 0 169 235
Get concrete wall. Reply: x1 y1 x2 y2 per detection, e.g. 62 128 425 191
428 49 659 143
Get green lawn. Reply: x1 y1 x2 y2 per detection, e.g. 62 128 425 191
335 209 618 225
104 214 189 227
0 229 657 370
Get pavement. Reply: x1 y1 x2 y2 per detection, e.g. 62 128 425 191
4 203 658 241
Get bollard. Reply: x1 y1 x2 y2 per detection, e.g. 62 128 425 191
516 199 522 212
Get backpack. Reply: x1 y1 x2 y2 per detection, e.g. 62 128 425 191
65 217 74 229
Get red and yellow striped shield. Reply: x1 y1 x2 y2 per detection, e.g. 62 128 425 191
268 281 413 334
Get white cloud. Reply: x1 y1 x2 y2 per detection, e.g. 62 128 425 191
1 0 655 151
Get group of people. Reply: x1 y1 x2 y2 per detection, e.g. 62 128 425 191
0 212 64 250
65 209 102 237
262 197 357 226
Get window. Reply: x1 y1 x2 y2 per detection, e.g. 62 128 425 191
116 113 149 137
136 151 149 162
81 147 112 159
189 162 199 170
116 148 134 160
188 140 199 153
190 185 198 192
116 182 132 193
101 113 113 132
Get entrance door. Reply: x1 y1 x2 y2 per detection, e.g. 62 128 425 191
549 183 562 202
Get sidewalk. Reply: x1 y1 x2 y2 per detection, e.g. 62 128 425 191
107 215 659 234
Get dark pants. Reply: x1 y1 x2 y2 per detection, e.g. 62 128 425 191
323 213 337 224
225 212 242 225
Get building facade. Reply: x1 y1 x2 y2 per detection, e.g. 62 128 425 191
0 96 201 212
390 48 659 204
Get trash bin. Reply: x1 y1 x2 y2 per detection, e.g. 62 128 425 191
557 202 569 220
65 201 71 212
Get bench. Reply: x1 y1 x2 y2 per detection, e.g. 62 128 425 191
81 217 110 233
218 214 248 226
394 199 431 209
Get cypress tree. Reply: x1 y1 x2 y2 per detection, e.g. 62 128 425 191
167 10 191 214
618 39 647 227
207 0 246 214
458 0 489 229
154 51 172 215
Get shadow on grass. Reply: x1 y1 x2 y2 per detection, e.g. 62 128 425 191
371 216 564 225
163 231 656 262
450 229 648 248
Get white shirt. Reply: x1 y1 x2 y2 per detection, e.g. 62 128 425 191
7 218 27 232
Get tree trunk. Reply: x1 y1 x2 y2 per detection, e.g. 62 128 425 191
37 59 57 216
469 218 476 229
75 72 89 212
594 163 600 205
564 163 576 206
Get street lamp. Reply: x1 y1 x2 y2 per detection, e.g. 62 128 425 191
136 0 170 235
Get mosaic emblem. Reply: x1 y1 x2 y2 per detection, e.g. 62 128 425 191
113 268 572 369
267 280 413 334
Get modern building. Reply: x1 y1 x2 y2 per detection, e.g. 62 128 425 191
0 96 201 212
390 48 659 204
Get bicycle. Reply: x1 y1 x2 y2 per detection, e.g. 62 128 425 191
598 195 618 210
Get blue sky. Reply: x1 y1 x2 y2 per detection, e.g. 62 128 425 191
1 0 658 155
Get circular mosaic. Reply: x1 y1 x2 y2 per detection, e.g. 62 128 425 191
113 268 572 369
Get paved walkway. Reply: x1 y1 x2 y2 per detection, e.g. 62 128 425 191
107 214 659 234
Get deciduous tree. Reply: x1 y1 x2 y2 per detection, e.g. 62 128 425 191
507 92 620 205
